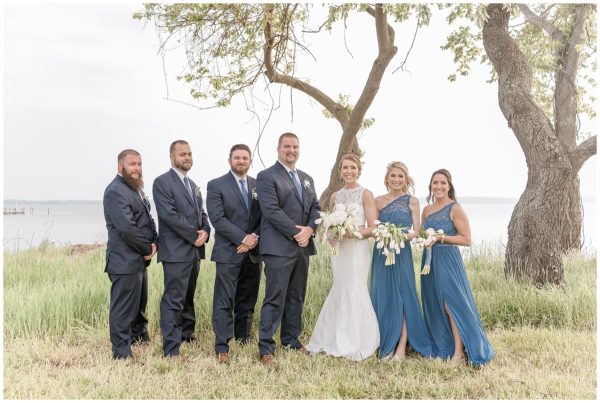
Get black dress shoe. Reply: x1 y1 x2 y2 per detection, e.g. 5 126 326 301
182 335 197 343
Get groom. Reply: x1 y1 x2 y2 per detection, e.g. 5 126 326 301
256 132 320 366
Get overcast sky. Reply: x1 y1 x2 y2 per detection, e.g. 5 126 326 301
2 3 596 201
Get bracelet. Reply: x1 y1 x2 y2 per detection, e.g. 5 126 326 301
441 234 445 244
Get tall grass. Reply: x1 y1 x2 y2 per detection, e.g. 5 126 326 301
3 241 596 399
4 241 595 339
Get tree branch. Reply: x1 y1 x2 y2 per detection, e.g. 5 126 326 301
554 4 591 151
517 4 566 44
263 8 350 127
563 4 591 79
348 4 397 134
571 135 597 172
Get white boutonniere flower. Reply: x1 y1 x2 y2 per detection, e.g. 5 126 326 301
303 179 311 190
251 189 258 200
140 190 150 202
194 186 202 198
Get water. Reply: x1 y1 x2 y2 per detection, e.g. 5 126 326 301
3 199 596 252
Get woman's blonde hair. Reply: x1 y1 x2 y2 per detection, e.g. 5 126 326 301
384 161 414 194
338 154 362 176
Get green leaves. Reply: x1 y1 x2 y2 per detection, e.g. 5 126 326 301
441 4 597 122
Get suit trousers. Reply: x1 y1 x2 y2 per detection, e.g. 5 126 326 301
258 252 309 356
160 260 200 356
212 257 261 353
108 269 148 359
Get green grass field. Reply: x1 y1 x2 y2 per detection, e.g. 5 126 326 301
3 242 596 399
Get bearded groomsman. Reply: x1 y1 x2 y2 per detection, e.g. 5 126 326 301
207 144 262 365
153 140 211 357
103 149 157 360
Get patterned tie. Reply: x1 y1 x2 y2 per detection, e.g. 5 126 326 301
239 179 249 210
290 170 303 202
183 176 194 199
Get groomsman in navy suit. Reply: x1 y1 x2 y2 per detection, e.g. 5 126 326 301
207 144 262 365
103 149 157 359
256 132 321 366
152 140 211 357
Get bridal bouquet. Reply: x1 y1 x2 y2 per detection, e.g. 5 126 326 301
315 203 363 254
372 220 409 266
413 227 444 275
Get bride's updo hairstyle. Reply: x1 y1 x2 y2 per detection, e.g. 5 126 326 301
426 168 457 204
384 161 415 195
338 154 362 177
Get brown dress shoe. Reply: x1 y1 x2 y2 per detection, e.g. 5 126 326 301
217 352 230 365
297 346 310 356
260 353 274 367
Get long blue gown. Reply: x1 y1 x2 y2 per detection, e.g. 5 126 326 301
369 194 433 358
421 202 495 366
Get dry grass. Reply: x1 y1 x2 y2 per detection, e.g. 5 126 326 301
3 243 596 399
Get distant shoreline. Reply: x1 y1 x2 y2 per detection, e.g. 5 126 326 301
4 196 597 205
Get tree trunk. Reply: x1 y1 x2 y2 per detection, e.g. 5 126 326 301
482 4 593 286
505 167 578 285
318 131 361 209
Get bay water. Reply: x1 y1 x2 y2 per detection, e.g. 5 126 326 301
3 199 596 253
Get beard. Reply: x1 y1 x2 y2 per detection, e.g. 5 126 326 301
231 164 249 176
174 159 192 172
122 170 144 191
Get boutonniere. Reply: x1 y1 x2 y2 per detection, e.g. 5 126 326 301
194 186 203 198
303 179 311 190
141 190 151 203
251 188 258 200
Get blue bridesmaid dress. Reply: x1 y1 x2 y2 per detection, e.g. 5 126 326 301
369 194 433 358
420 202 495 366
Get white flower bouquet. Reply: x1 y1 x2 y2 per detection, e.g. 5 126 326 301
372 220 409 266
413 227 444 275
315 203 363 254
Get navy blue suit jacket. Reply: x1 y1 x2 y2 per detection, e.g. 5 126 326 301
103 175 157 274
256 162 321 257
152 168 211 263
207 172 262 264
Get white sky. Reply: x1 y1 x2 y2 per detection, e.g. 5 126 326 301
2 3 596 201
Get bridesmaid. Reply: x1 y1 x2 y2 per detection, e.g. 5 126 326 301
369 162 433 360
420 169 494 366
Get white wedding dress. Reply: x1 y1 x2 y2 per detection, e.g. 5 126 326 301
307 186 380 361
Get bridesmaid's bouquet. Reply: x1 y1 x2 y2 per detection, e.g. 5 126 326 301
413 227 444 275
315 203 363 254
372 220 409 266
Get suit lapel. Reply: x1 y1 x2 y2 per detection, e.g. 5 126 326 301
227 172 249 213
275 163 303 207
169 169 198 212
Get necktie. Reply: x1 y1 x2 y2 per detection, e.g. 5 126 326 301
290 170 303 201
183 176 194 199
239 179 249 210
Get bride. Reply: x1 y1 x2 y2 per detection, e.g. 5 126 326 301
306 154 380 361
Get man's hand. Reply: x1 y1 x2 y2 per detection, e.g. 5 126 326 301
144 242 157 261
294 225 313 246
193 230 209 247
237 233 259 253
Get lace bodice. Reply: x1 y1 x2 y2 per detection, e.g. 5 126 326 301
423 202 458 236
335 186 365 226
379 194 412 228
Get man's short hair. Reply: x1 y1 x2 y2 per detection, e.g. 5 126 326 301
117 149 140 164
277 132 299 148
229 144 252 159
170 140 189 155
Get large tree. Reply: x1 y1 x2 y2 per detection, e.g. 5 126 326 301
444 4 596 285
134 3 431 208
